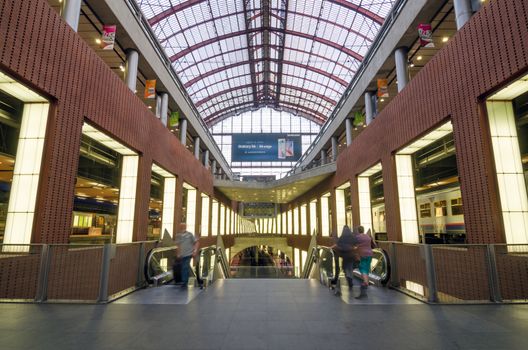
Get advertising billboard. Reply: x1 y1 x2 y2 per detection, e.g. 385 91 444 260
232 133 302 162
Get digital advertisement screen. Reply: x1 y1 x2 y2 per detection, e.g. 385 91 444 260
231 133 302 162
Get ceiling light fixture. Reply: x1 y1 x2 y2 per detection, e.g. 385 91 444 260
442 37 449 43
417 56 423 61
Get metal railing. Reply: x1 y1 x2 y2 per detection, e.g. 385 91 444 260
0 241 157 303
197 245 230 288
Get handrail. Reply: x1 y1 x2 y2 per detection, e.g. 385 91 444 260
195 245 230 288
144 245 178 285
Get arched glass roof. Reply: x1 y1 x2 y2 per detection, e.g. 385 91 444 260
136 0 396 126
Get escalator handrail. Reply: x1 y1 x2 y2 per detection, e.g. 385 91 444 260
144 245 178 284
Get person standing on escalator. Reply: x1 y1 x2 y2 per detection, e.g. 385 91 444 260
333 225 359 291
175 223 199 289
355 226 376 299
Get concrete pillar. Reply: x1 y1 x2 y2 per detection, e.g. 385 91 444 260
365 91 375 125
125 50 139 92
155 95 162 118
62 0 82 32
320 150 327 165
180 119 187 145
160 92 169 126
211 160 217 175
203 150 209 168
194 137 200 160
331 136 338 162
454 0 473 29
394 47 409 92
345 118 353 146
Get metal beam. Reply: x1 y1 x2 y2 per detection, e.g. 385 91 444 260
262 0 271 101
170 28 364 62
195 82 337 107
274 0 289 106
327 0 384 25
148 0 206 25
160 8 373 45
204 100 328 126
189 70 344 99
178 44 355 79
184 58 349 88
242 0 259 106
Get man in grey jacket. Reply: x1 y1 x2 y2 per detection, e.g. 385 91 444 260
175 223 199 288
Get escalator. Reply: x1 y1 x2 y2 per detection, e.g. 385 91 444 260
144 244 230 289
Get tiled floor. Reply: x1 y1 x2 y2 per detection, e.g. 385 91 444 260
0 279 527 349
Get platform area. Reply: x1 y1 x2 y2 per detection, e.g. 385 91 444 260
0 279 527 349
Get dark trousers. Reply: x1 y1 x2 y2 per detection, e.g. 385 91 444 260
181 255 192 285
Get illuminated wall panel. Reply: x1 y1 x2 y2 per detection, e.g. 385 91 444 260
335 189 347 231
395 154 419 243
300 205 307 235
293 207 299 235
3 102 49 248
201 194 210 236
294 248 300 277
162 177 176 238
310 200 317 235
287 210 293 235
320 195 330 237
282 212 287 234
358 177 372 233
211 200 219 236
116 155 139 243
301 250 308 274
220 204 226 235
185 186 197 234
487 101 528 243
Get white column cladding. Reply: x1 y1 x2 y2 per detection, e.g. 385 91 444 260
345 118 353 146
155 95 162 118
365 91 376 125
454 0 473 29
331 136 338 161
203 150 209 168
180 119 188 145
194 137 200 159
124 50 139 92
394 47 409 92
160 92 169 126
395 154 419 243
62 0 82 32
116 155 139 243
211 160 216 175
358 177 373 233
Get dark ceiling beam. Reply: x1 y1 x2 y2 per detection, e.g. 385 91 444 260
195 82 337 106
327 0 384 25
189 70 343 99
262 0 271 101
274 0 289 106
204 100 327 126
159 8 372 45
148 0 206 26
170 27 364 62
183 58 348 88
199 90 333 119
242 0 259 106
178 44 355 78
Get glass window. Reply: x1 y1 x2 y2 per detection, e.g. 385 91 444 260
434 200 447 217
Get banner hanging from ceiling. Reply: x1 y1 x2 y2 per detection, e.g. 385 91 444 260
101 25 116 50
232 133 302 162
144 80 156 99
169 111 179 128
418 24 435 48
377 79 389 98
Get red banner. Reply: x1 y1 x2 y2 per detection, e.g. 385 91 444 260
418 24 434 48
101 25 116 50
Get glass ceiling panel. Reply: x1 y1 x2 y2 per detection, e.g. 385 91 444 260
137 0 395 126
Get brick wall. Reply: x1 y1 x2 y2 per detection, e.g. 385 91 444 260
0 0 214 243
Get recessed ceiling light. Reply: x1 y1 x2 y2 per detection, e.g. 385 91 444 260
442 37 449 43
95 38 102 45
417 56 423 61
